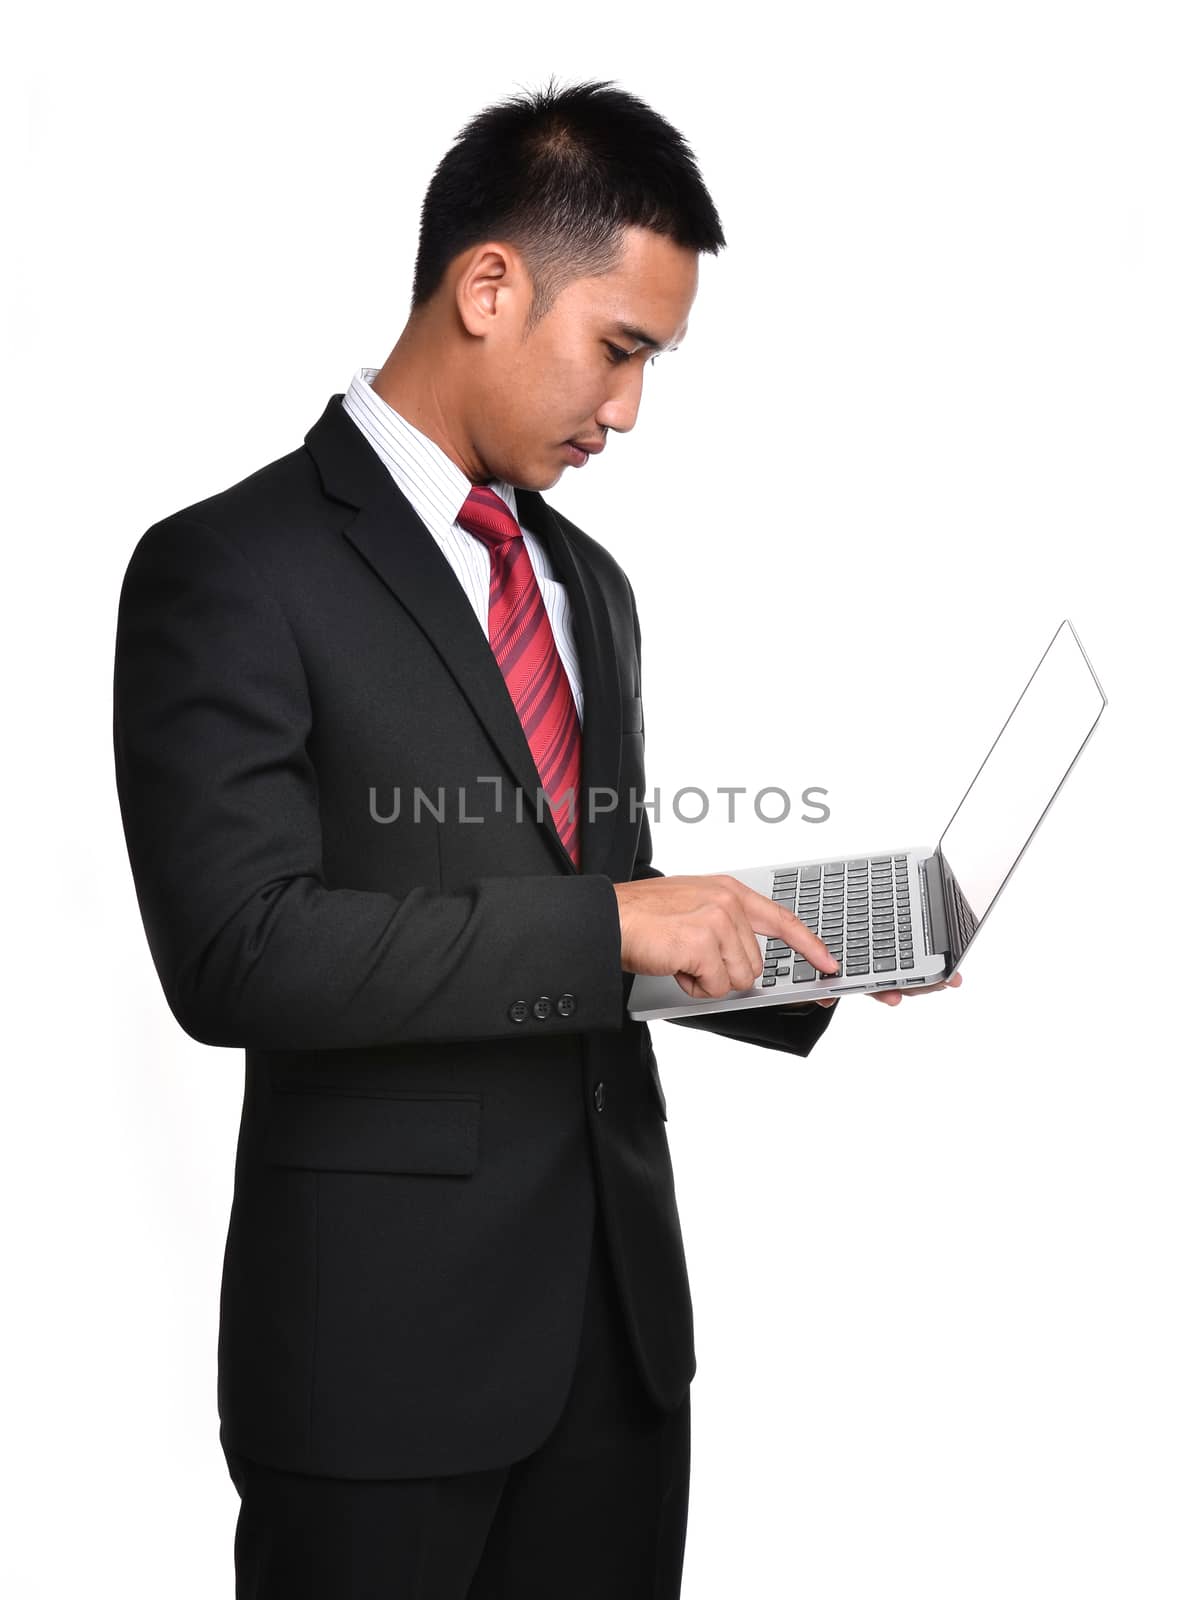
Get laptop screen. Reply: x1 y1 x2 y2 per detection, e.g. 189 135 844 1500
937 620 1107 960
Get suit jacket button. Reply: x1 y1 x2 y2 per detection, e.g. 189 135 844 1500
593 1081 606 1112
532 995 552 1020
556 993 576 1017
508 1000 530 1023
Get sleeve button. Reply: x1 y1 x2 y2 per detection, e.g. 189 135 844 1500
532 996 552 1020
508 1000 530 1023
555 993 576 1018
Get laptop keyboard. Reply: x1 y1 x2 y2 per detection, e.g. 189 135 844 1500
764 856 915 986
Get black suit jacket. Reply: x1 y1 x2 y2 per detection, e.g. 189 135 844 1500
112 391 837 1478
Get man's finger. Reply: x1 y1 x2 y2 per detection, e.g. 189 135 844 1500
778 907 838 973
733 884 838 974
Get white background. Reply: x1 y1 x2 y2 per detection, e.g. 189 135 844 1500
5 2 1190 1594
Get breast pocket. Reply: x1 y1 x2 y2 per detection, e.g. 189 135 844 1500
264 1089 482 1177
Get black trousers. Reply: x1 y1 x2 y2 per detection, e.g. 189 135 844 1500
223 1206 692 1598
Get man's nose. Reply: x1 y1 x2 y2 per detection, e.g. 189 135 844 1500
596 370 644 435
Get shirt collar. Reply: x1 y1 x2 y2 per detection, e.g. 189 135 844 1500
342 366 520 531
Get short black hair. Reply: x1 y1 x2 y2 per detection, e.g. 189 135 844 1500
410 76 727 331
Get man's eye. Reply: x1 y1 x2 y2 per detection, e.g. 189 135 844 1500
604 343 632 365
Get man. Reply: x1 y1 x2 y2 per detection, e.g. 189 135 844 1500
113 76 959 1598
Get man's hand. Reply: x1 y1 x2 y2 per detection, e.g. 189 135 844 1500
614 874 838 999
613 874 965 1010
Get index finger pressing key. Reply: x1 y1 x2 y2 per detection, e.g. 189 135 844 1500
755 895 837 974
741 883 839 976
783 909 838 973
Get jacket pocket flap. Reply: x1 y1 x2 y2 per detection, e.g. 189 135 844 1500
264 1090 481 1176
622 695 644 734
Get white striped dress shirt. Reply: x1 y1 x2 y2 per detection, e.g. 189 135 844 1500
341 367 584 726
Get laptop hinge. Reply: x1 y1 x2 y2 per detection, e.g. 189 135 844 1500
919 853 952 958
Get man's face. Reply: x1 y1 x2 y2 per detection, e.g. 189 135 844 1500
469 225 698 490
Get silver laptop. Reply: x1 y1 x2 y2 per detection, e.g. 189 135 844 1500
628 619 1107 1022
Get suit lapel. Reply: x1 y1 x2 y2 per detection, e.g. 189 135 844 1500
304 394 624 881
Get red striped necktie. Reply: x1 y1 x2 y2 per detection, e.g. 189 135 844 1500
456 485 582 868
